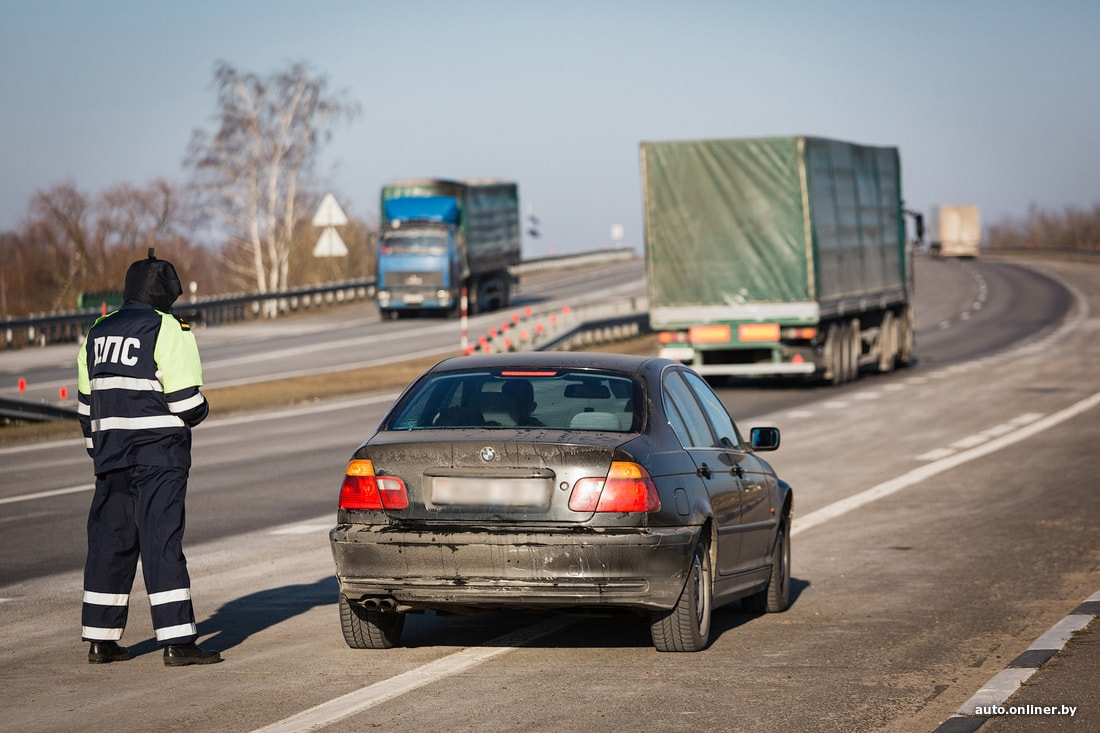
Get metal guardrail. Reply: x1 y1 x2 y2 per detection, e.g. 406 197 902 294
1 249 639 352
2 279 375 351
465 296 650 355
0 395 79 423
1 296 652 424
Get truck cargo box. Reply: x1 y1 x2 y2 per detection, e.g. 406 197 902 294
929 205 981 258
641 136 913 382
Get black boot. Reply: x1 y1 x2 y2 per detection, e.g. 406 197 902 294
88 641 131 664
163 641 222 667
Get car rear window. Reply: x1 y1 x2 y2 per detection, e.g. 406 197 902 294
386 369 642 432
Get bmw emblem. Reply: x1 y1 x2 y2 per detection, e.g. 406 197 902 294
480 446 496 462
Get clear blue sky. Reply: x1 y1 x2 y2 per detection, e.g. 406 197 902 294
2 1 1098 256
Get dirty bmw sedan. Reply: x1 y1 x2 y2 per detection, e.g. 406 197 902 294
329 352 792 652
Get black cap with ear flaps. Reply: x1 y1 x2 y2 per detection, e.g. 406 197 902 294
124 248 183 313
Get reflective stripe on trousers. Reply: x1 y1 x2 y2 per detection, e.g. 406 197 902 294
82 465 197 646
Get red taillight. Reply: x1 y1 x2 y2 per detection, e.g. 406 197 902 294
569 462 660 513
338 459 409 510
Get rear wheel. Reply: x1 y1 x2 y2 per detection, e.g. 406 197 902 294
339 595 405 649
650 539 712 652
838 322 853 383
846 320 861 382
824 324 843 385
742 514 791 614
897 306 915 367
876 311 897 373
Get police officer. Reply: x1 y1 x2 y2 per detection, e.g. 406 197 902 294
77 249 221 666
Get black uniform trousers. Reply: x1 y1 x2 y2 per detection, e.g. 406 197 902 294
81 464 198 646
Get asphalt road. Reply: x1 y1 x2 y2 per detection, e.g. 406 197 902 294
0 255 1096 732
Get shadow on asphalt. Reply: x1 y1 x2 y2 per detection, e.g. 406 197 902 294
124 574 810 656
125 575 338 658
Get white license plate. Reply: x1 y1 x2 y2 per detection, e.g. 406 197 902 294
430 476 551 508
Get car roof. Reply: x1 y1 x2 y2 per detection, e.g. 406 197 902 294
427 351 672 376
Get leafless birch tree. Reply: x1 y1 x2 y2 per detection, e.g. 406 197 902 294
187 61 358 299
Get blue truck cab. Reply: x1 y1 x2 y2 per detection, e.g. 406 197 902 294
377 196 462 316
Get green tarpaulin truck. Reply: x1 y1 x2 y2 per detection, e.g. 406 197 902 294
641 136 915 384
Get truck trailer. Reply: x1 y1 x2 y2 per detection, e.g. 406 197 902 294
376 178 521 318
641 136 914 384
929 205 981 258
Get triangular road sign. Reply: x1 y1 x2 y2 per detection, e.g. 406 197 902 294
313 193 348 227
313 227 348 257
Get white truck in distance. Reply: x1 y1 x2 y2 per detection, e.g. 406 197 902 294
930 205 981 258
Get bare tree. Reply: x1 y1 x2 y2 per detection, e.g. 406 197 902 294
187 61 359 301
4 180 211 316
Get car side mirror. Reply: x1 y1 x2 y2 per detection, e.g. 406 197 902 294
750 427 780 451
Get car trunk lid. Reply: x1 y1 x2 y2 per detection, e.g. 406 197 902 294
361 434 623 523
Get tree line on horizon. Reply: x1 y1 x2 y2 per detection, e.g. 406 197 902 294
985 203 1100 254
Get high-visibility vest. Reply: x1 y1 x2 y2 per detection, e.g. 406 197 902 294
77 301 208 473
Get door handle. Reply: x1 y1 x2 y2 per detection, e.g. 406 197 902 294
730 463 745 478
697 463 712 479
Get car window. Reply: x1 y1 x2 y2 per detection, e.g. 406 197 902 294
662 370 717 448
682 370 744 449
386 368 642 431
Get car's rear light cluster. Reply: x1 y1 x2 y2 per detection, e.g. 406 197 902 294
339 459 409 510
569 461 661 513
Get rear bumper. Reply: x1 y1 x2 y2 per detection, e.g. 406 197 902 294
660 345 817 376
330 524 700 613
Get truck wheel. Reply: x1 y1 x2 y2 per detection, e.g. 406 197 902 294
847 319 862 382
825 324 843 385
876 312 896 373
838 322 854 383
897 306 915 366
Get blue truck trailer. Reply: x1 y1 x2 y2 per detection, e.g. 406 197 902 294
376 178 521 318
642 136 915 384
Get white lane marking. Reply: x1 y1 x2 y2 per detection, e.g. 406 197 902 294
916 448 955 462
951 434 991 450
954 612 1095 715
957 667 1038 712
210 391 400 427
917 412 1046 461
0 394 401 505
0 483 93 505
251 616 574 733
793 391 1100 536
1027 614 1094 652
